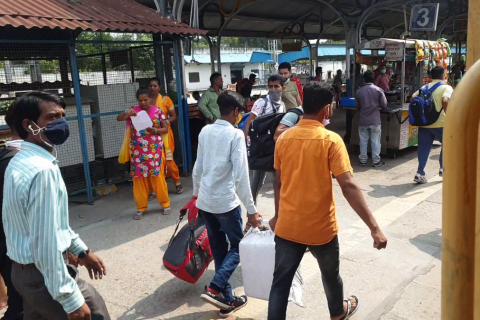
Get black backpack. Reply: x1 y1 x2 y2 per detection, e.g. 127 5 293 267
409 82 445 126
247 108 303 172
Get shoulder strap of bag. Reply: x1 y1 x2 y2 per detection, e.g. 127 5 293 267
262 97 269 115
427 82 445 94
288 108 304 116
0 148 13 161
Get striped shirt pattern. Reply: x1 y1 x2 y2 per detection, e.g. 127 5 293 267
2 142 88 313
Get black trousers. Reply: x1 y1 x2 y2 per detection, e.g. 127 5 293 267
11 263 110 320
0 242 23 320
268 235 344 319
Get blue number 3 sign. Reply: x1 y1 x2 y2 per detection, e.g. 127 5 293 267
410 4 440 31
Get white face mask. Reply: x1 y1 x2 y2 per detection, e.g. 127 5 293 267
322 106 331 126
5 139 22 149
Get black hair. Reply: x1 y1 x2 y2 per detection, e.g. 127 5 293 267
5 101 17 135
192 91 200 96
149 77 161 86
303 82 334 115
136 88 150 99
278 62 292 72
268 74 286 86
431 66 445 80
249 74 256 80
217 91 245 116
210 73 222 86
315 67 322 75
364 70 375 83
11 91 66 139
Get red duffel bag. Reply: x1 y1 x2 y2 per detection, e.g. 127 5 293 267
163 199 213 284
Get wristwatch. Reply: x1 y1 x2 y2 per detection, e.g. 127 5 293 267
78 248 91 259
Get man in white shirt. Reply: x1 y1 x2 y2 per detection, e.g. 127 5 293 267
193 91 262 318
243 74 286 206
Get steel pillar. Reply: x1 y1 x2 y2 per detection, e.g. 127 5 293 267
69 41 94 204
153 33 166 93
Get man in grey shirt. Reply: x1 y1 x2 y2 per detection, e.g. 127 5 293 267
355 70 387 167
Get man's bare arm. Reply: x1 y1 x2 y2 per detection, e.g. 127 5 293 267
269 169 282 231
274 124 290 142
442 97 449 113
244 113 256 139
296 95 302 107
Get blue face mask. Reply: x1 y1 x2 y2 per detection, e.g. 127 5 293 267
31 118 70 147
380 69 387 74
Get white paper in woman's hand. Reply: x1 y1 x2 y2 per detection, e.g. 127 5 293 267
131 110 153 132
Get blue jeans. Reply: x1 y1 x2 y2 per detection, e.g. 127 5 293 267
417 127 443 176
359 125 382 164
268 236 344 319
200 206 244 303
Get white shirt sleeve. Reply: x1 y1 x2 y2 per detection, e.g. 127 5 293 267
231 131 257 215
443 85 454 99
192 130 204 197
251 98 266 117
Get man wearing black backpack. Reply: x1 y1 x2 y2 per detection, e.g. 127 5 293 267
411 66 453 184
243 74 286 206
0 104 23 320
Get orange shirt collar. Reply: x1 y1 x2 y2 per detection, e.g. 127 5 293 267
297 118 325 128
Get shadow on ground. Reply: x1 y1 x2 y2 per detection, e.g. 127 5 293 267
368 180 442 199
409 229 442 259
117 267 245 320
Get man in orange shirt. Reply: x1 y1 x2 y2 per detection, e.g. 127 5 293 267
268 83 388 320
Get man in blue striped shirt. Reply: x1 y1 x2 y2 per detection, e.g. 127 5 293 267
3 92 110 320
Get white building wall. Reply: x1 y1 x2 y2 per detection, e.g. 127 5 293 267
316 61 347 80
184 63 264 92
184 64 232 92
243 63 263 77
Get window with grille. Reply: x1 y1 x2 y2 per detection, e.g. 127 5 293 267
189 72 200 83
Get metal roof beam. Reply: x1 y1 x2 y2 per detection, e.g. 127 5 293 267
201 12 324 25
205 29 343 40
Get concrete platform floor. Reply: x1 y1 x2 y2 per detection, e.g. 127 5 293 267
66 135 443 319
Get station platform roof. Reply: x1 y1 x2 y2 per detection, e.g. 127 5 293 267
135 0 468 42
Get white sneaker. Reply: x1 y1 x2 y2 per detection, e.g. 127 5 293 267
414 174 427 184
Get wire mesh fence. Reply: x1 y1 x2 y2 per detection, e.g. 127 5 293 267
0 37 184 201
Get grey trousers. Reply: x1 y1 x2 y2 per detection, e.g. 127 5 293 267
250 170 277 205
11 263 110 320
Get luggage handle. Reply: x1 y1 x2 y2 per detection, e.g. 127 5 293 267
180 198 200 228
167 199 199 247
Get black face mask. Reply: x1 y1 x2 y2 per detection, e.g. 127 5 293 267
31 118 70 147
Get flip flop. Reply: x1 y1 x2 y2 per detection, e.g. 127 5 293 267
134 212 144 220
148 193 156 201
163 207 172 215
175 184 184 194
340 295 359 320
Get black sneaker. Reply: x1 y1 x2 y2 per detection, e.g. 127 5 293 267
372 161 385 168
358 161 366 167
219 295 248 318
200 287 233 311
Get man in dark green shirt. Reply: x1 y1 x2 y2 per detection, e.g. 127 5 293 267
198 73 223 123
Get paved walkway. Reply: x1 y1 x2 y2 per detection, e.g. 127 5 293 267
68 123 443 320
